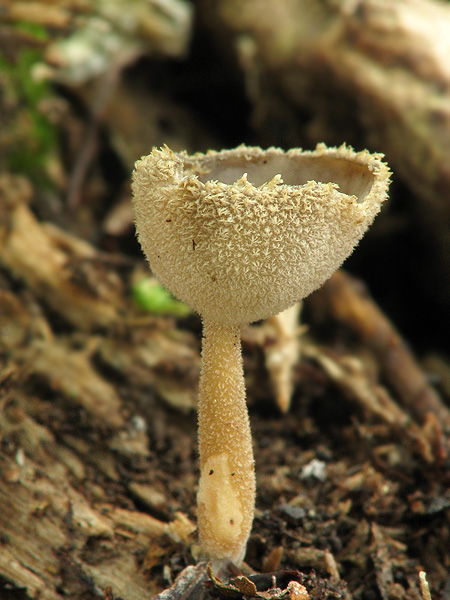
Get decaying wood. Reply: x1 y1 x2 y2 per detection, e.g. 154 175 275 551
309 270 450 437
0 175 125 331
0 0 193 61
419 572 433 600
0 0 73 29
200 0 450 302
303 344 437 465
263 304 303 415
245 304 303 415
0 175 199 411
202 0 450 201
0 174 203 598
0 409 196 600
152 563 209 600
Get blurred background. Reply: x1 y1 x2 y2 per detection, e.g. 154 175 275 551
1 0 450 352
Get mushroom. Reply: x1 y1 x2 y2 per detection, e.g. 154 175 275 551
131 143 390 570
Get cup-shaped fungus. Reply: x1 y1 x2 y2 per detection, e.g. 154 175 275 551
132 144 390 569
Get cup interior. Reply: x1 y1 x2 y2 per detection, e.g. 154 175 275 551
196 153 375 202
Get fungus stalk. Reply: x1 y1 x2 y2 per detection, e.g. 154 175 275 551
197 319 255 567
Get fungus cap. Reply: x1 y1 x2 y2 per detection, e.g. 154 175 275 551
132 144 390 325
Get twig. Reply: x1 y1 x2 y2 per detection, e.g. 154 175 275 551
311 270 450 448
419 571 433 600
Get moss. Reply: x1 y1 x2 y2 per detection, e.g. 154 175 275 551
0 45 57 187
12 22 49 42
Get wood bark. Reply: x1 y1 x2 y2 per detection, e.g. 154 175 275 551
200 0 450 302
0 175 199 599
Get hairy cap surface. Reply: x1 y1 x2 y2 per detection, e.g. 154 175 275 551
132 144 390 325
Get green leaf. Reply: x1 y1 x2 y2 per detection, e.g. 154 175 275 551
132 279 192 317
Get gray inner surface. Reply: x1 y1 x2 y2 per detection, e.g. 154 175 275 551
197 154 374 202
